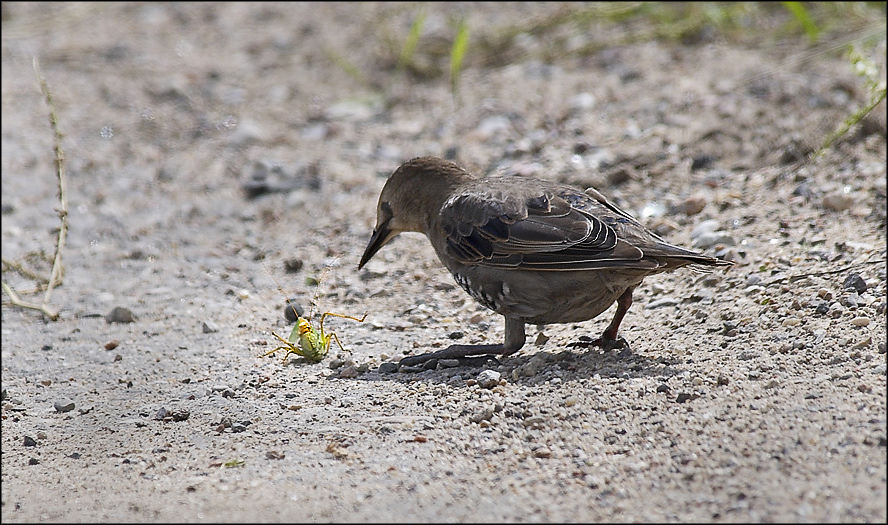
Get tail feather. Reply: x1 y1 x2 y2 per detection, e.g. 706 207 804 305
643 240 734 271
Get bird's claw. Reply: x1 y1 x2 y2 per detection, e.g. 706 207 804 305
398 352 444 369
398 351 501 371
568 335 630 352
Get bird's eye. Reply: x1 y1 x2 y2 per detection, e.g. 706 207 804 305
380 201 393 221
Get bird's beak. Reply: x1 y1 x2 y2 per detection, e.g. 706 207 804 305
358 220 395 270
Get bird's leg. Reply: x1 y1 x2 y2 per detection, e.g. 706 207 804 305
399 317 526 368
569 286 634 351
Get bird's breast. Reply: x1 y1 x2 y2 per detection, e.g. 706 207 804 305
445 263 648 325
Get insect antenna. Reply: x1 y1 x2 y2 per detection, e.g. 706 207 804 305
261 259 305 325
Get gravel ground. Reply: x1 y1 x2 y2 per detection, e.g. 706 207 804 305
2 3 886 522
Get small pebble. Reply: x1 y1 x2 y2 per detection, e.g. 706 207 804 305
690 154 715 171
782 317 801 327
470 405 495 423
202 321 219 334
852 337 872 349
850 317 870 327
283 301 304 322
337 365 359 378
104 339 120 351
842 273 867 293
533 448 552 459
822 192 855 211
646 297 680 309
842 293 859 308
170 409 190 422
105 307 135 324
378 362 399 374
23 436 37 447
569 92 597 111
283 258 304 273
477 370 501 389
675 195 706 216
54 399 76 413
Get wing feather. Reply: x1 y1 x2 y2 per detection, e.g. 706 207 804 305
439 180 657 271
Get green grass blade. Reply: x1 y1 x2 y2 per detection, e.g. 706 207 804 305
398 8 427 71
781 1 821 42
450 18 470 95
818 44 887 153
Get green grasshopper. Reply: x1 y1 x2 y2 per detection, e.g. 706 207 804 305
265 311 368 363
261 261 366 364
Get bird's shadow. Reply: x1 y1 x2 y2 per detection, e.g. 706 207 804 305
347 343 693 389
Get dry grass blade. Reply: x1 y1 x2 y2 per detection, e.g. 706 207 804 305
0 58 69 321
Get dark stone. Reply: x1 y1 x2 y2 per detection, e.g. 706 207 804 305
283 301 304 322
105 307 135 324
842 273 867 294
690 154 715 171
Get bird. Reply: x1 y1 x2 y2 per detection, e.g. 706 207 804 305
359 156 733 369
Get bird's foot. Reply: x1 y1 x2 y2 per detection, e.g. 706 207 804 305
398 344 509 371
568 334 630 352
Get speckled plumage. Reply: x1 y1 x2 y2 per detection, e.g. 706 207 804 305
359 156 733 368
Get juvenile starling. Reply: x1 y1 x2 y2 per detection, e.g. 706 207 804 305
359 156 733 368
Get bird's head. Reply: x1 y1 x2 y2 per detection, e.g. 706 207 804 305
359 156 473 269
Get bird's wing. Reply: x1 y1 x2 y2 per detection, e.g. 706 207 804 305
439 182 659 271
